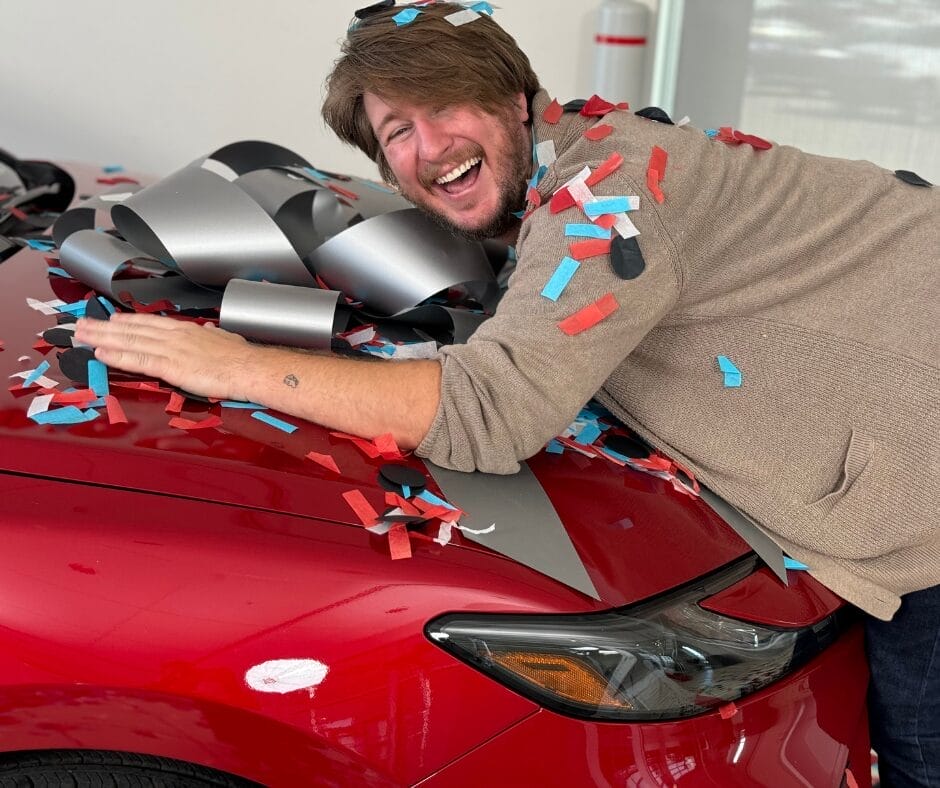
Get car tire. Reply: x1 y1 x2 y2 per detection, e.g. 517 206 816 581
0 750 260 787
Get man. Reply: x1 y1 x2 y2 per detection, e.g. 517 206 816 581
75 3 938 784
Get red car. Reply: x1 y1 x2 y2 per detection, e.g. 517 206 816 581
0 158 872 787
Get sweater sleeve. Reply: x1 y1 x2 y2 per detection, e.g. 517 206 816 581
416 181 681 473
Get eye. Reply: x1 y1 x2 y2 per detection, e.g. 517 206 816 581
386 126 409 144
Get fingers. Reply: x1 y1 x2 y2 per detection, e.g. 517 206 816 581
93 344 169 377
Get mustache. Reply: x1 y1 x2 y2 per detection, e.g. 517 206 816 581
418 144 485 188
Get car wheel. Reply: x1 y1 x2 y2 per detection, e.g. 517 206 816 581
0 750 260 787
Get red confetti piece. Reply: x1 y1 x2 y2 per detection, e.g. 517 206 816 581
119 293 178 314
733 130 772 150
96 176 139 185
542 98 564 125
53 389 98 405
594 213 618 230
372 432 404 459
305 451 340 474
165 391 185 415
525 186 542 208
387 522 413 560
558 292 619 336
569 238 612 260
32 338 54 353
646 145 668 204
104 394 128 425
8 206 28 221
631 453 674 473
585 152 624 188
385 492 421 516
580 94 616 117
616 101 629 110
844 768 859 788
556 435 603 457
168 413 223 431
718 702 738 720
583 124 614 141
549 186 576 214
342 489 379 526
327 183 359 201
330 430 382 459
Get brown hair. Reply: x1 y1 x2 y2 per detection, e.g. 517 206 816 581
322 2 541 182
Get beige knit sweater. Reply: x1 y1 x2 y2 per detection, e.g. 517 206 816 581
417 90 939 620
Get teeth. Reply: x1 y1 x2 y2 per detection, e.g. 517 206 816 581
435 157 481 185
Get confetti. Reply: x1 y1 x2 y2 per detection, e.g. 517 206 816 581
542 99 564 125
784 557 809 571
541 257 581 302
717 355 742 388
165 391 185 415
96 175 139 185
305 451 341 474
168 413 223 430
251 410 299 433
583 124 614 141
558 293 619 336
585 152 624 188
444 8 480 25
647 145 668 203
342 489 379 526
583 197 633 218
569 238 612 261
21 360 51 388
579 94 617 117
87 359 109 397
387 522 413 560
609 235 646 279
535 140 557 167
104 394 128 424
549 187 576 214
565 223 611 239
393 7 421 25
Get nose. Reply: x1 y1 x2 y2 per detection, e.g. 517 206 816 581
414 116 453 163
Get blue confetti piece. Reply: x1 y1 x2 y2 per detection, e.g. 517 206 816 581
507 246 517 261
31 405 99 425
251 410 298 433
565 223 611 239
541 256 580 302
26 239 56 252
97 296 116 315
303 166 331 181
57 300 88 316
87 359 109 397
705 129 719 138
583 197 632 218
574 422 602 446
417 489 457 510
102 164 125 173
528 164 548 190
356 179 398 194
511 209 527 218
220 400 267 409
393 7 421 25
401 484 411 499
601 446 631 463
469 1 494 14
86 397 108 408
545 438 565 454
717 355 742 388
22 360 51 388
784 557 809 571
46 267 71 278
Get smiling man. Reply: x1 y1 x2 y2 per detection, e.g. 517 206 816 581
74 3 939 784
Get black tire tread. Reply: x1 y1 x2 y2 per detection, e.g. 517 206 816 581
0 750 261 788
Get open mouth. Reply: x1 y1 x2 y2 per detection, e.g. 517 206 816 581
434 157 483 197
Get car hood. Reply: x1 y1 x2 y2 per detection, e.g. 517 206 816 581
0 170 751 612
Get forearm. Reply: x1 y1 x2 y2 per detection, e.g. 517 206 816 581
239 345 442 448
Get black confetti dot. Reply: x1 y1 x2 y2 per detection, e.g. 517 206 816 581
635 106 674 125
42 327 76 348
610 235 646 280
354 0 393 20
895 170 932 187
562 99 587 113
604 433 651 459
378 463 427 494
83 297 112 321
57 346 97 384
56 313 77 325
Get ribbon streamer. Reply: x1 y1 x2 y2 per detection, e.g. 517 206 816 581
53 141 498 350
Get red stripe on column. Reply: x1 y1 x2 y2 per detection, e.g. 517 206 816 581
595 34 647 45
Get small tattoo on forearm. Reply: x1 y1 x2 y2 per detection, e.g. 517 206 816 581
283 373 299 388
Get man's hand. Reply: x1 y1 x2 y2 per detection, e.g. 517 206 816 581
75 313 254 400
73 311 442 449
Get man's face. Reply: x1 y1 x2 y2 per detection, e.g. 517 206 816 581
363 91 532 242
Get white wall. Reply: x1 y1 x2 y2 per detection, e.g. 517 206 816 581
0 0 654 179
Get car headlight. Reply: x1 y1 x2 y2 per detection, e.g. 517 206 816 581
426 557 855 721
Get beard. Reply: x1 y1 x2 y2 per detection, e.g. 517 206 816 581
395 112 532 243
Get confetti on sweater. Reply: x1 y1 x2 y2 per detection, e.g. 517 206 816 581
541 256 581 301
585 152 624 187
542 98 564 125
535 140 557 167
580 95 617 117
550 186 576 214
583 124 614 141
565 223 611 239
569 238 612 261
558 293 619 336
306 451 341 474
647 145 668 203
610 235 646 279
251 410 299 433
717 355 742 387
583 197 633 218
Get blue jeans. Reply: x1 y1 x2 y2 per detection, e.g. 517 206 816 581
865 584 940 788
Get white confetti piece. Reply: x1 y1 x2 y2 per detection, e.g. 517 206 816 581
676 115 691 127
26 297 66 315
17 355 30 362
245 658 328 695
26 394 54 418
434 521 453 546
611 212 640 239
445 8 480 25
535 139 557 168
98 192 135 202
391 341 439 360
455 522 496 536
9 370 59 388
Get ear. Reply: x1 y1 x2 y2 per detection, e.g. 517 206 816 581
512 91 529 123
